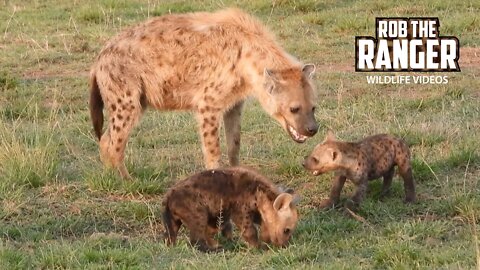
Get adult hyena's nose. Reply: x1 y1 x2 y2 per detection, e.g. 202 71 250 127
306 123 319 136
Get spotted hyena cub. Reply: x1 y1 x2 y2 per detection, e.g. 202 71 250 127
162 167 299 252
303 131 416 209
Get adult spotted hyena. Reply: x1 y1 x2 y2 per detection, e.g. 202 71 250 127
90 8 318 179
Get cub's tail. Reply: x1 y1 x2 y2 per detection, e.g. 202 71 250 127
162 203 178 246
89 73 104 140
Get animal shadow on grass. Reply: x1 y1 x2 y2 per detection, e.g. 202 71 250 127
313 180 418 224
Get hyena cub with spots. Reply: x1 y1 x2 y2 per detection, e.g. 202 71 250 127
303 131 416 209
162 167 299 252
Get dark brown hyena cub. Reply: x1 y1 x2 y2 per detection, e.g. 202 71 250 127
162 166 299 252
303 131 416 209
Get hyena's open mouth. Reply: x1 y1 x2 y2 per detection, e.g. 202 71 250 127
305 167 322 176
304 163 323 176
286 123 309 143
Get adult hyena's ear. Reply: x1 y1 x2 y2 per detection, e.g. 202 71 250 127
263 68 278 95
302 64 316 79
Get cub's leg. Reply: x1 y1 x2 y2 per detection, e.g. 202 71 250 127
100 89 142 179
347 180 368 209
398 162 416 203
166 196 218 251
196 108 222 169
162 207 182 246
221 220 233 240
181 210 219 252
204 226 222 251
319 175 347 209
395 141 416 203
207 213 233 240
232 211 260 248
380 167 395 199
188 230 212 252
223 101 244 166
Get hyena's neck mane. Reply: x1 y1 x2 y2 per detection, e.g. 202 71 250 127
213 9 299 65
200 8 301 74
212 9 302 101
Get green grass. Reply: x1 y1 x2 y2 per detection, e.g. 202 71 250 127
1 0 479 268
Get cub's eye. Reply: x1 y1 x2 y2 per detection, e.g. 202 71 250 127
311 157 318 164
312 106 316 112
290 107 300 114
283 228 291 234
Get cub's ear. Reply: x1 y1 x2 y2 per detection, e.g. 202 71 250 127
302 64 316 79
291 194 301 207
323 129 336 142
273 193 294 211
263 68 277 95
277 186 294 194
332 150 338 161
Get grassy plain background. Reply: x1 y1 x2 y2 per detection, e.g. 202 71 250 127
0 0 479 268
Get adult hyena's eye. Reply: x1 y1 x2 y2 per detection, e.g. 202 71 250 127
290 107 300 114
311 157 318 164
283 228 291 235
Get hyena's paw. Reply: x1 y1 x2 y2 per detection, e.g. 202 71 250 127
259 243 270 250
345 199 360 211
207 244 224 253
404 195 416 204
318 198 335 209
194 240 222 253
379 190 391 202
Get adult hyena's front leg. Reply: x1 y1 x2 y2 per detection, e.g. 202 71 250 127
223 101 244 166
196 109 222 169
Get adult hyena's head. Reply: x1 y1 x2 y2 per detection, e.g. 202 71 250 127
259 191 299 247
261 64 318 143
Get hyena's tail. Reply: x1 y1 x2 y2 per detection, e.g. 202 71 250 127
89 73 104 140
162 203 177 245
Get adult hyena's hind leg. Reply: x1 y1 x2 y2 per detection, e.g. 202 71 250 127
223 101 244 166
99 86 144 179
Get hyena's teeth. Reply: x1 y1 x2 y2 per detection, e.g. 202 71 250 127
313 170 320 176
288 125 307 142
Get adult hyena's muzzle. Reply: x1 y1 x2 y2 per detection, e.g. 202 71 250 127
287 113 318 143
